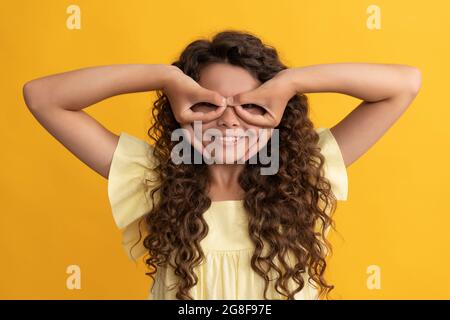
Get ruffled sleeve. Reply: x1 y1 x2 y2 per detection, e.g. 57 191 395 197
315 127 349 201
107 132 160 261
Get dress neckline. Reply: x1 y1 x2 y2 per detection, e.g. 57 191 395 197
210 199 244 204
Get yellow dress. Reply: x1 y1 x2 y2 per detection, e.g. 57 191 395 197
107 127 348 300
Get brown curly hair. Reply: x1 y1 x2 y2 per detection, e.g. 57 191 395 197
140 29 339 300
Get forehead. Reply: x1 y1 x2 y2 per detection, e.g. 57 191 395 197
198 62 261 97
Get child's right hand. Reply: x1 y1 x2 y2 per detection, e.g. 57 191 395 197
163 66 228 125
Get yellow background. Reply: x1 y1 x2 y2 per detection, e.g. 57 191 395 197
1 0 449 299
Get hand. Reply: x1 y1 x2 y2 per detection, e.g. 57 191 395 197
225 68 299 127
163 66 227 125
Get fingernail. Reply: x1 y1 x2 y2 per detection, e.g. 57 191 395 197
226 97 234 105
222 97 227 107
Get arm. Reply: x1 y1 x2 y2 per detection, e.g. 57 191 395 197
290 63 422 167
23 64 177 178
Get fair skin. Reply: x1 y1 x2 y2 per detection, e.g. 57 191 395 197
22 62 422 201
192 63 267 200
173 62 422 200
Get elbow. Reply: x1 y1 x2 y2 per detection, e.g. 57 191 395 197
22 80 50 111
405 66 422 98
22 81 35 110
387 66 422 109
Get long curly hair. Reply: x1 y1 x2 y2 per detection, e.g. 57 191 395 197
141 30 339 300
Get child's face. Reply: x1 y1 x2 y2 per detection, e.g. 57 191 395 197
192 62 267 163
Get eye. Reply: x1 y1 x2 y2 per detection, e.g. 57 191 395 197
191 102 219 113
241 104 265 115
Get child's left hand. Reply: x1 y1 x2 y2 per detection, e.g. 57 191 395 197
225 68 299 127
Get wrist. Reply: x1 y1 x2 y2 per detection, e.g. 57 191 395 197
281 68 303 95
161 65 181 91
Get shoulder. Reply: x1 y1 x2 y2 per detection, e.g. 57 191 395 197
108 132 156 173
107 132 159 228
107 132 160 260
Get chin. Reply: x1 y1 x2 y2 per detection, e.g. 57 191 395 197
217 156 245 164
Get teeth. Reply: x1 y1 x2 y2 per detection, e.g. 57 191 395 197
219 136 242 143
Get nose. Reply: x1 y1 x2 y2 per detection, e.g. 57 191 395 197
217 107 240 128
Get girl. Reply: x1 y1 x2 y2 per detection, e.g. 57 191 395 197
23 30 421 300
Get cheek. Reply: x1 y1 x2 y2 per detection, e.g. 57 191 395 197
245 126 262 146
243 126 263 140
198 123 219 144
201 123 215 134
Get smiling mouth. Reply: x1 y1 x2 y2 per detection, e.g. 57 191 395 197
217 136 244 144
